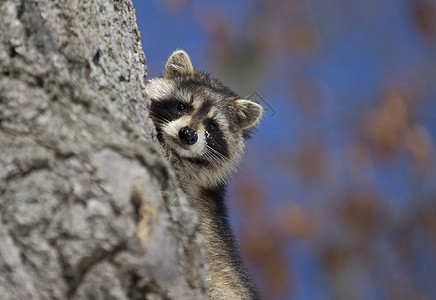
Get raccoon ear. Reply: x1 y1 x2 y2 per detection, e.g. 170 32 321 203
164 50 195 79
233 99 263 130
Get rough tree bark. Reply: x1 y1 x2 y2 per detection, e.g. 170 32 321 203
0 0 207 299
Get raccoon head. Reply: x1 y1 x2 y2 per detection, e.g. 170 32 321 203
145 50 263 188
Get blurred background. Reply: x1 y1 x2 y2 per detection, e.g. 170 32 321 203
132 1 436 299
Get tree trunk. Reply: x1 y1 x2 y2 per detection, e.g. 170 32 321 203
0 0 207 299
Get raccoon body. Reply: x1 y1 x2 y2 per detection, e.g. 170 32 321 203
145 50 262 299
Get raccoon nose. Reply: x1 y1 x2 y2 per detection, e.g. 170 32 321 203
179 127 198 145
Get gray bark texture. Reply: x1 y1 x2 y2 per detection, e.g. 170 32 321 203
0 0 208 299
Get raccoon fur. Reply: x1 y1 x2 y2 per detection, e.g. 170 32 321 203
145 50 263 300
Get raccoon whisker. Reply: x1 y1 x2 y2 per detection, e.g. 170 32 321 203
204 152 222 166
202 148 221 165
205 145 226 161
207 150 226 165
149 111 171 122
204 145 226 165
149 111 171 124
204 145 220 159
153 121 169 129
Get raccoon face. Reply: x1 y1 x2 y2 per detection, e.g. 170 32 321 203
145 50 263 187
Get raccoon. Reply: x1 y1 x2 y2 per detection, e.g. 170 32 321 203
145 50 262 300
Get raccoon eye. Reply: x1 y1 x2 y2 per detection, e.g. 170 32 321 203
208 122 217 132
176 102 186 111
